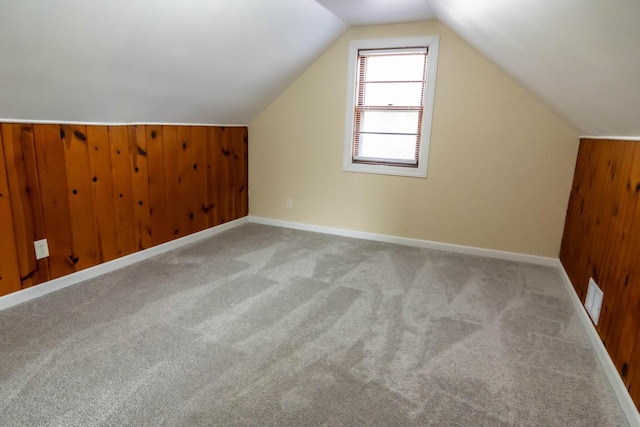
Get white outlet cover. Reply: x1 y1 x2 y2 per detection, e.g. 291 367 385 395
585 277 604 325
34 239 49 260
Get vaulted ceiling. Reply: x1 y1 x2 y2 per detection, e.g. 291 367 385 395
0 0 347 125
1 0 639 136
429 0 640 137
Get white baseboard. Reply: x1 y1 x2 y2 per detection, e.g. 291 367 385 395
0 216 248 312
247 216 558 266
556 261 640 426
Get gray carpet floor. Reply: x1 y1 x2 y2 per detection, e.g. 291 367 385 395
0 223 629 426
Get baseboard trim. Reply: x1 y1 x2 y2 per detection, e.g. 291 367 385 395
556 261 640 426
247 216 558 266
0 217 248 312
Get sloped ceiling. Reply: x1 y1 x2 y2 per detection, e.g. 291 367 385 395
0 0 347 124
1 0 639 136
316 0 436 25
428 0 640 137
321 0 640 137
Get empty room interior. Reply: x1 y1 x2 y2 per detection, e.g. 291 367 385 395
1 0 640 425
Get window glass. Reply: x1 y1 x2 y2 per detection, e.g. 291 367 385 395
359 134 418 161
363 83 424 107
365 55 425 82
359 110 420 135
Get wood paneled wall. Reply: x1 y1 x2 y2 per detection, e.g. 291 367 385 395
0 123 248 297
560 138 640 409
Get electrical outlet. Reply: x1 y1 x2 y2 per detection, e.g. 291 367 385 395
285 198 293 210
34 239 49 260
585 277 604 325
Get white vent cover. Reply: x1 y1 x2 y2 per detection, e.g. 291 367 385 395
585 277 604 325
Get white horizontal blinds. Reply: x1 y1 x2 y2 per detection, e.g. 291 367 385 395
352 47 428 166
353 54 367 162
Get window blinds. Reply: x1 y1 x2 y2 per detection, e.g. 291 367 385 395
352 47 428 167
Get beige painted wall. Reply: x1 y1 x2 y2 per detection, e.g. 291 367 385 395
249 20 579 257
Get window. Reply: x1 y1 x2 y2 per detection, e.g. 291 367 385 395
343 36 439 178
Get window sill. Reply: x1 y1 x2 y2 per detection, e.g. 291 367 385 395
343 162 427 178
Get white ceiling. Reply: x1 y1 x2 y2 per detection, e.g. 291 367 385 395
1 0 639 136
316 0 436 25
320 0 640 137
0 0 347 125
428 0 640 137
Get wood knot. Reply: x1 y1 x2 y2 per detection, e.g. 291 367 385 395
73 131 87 141
20 269 37 282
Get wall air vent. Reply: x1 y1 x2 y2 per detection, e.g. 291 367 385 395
585 277 604 325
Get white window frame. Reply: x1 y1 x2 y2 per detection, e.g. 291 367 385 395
342 36 439 178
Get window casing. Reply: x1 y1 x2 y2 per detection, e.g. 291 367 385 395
343 37 439 178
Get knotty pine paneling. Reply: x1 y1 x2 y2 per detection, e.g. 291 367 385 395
0 123 248 297
206 126 249 225
190 127 208 234
1 124 49 287
146 125 169 246
62 125 100 270
162 126 182 239
86 126 119 263
33 125 75 280
0 130 22 296
560 138 640 409
128 125 152 251
206 126 225 227
232 127 249 218
177 126 195 237
109 126 137 258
